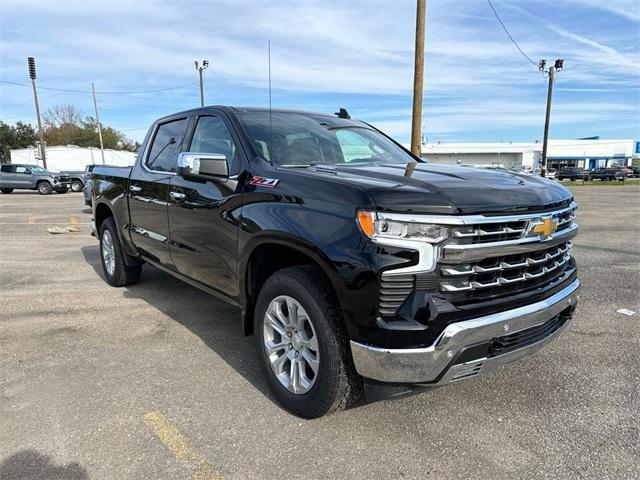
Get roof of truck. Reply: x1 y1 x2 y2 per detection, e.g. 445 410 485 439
156 106 343 123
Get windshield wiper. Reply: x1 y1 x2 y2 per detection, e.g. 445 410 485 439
278 163 318 168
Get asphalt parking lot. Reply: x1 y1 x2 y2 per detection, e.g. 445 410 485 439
1 186 638 480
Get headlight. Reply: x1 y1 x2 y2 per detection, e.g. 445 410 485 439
357 211 448 243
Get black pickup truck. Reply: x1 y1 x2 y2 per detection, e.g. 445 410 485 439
91 106 580 418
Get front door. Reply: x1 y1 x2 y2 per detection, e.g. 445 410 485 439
14 165 34 188
168 114 245 298
128 117 189 267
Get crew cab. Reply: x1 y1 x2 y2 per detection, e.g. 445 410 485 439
0 164 71 194
590 167 628 181
91 106 580 418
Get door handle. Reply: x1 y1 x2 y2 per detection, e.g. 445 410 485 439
170 191 186 201
129 185 142 193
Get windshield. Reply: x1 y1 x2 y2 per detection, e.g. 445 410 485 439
237 111 416 166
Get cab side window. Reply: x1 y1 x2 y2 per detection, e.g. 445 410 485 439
0 165 13 173
188 116 240 174
15 166 29 174
146 118 188 173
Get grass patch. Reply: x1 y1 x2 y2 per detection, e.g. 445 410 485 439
559 179 640 187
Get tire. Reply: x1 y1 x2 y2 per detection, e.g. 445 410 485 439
37 181 52 195
71 180 83 192
99 216 142 287
0 188 13 194
254 266 363 418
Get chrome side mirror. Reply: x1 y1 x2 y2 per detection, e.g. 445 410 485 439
177 152 228 179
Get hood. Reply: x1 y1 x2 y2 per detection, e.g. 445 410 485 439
291 163 573 215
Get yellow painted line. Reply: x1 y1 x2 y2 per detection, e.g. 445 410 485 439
70 216 79 224
144 411 223 480
28 216 36 224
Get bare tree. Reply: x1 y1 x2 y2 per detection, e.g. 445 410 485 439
43 104 83 129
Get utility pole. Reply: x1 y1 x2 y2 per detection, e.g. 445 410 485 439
410 0 426 158
194 60 209 107
539 59 564 176
91 83 106 165
27 57 47 169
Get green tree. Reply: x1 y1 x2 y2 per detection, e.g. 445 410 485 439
0 121 37 163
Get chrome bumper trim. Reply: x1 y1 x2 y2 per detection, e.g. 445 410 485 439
441 224 578 263
350 279 580 384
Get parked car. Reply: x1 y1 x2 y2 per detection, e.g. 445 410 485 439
627 166 640 178
82 165 97 206
91 106 580 418
590 167 628 181
60 170 87 192
0 164 71 194
558 167 590 181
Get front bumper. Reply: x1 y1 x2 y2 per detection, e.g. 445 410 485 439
350 279 580 385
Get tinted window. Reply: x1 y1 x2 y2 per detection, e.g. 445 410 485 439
146 118 188 172
188 116 239 173
0 165 13 173
237 111 415 166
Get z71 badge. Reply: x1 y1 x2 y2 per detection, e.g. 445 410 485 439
248 176 280 188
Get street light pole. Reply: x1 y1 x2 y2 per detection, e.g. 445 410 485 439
410 0 426 158
194 60 210 107
539 59 564 177
27 57 47 169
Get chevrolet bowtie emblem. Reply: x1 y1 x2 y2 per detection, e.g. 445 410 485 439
532 217 558 239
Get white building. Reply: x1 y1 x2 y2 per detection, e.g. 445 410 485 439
422 138 638 171
10 145 136 172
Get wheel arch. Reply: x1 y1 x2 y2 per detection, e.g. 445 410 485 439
240 235 345 336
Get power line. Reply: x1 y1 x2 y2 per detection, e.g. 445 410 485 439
0 80 198 95
98 82 199 94
486 0 538 67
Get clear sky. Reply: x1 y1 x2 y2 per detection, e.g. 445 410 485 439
1 0 638 144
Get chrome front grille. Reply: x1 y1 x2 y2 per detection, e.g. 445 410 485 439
377 201 579 317
440 242 573 292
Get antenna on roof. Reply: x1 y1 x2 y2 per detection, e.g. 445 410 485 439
335 108 350 119
268 40 272 131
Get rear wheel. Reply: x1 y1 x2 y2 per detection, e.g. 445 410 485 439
71 180 83 192
254 266 362 418
0 188 13 194
37 182 52 195
99 217 142 287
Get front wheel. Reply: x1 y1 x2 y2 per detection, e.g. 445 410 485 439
37 182 52 195
254 266 362 418
99 217 142 287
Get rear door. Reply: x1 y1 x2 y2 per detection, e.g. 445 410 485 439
0 164 16 187
167 113 245 297
128 117 189 267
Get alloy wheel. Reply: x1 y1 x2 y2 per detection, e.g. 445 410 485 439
263 295 320 394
